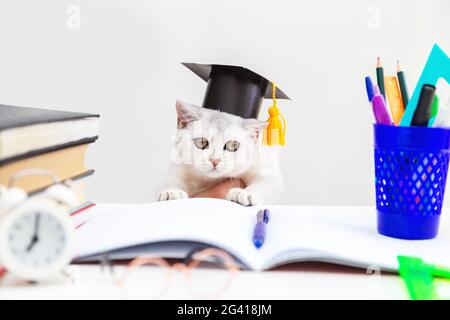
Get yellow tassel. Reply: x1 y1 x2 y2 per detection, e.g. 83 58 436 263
263 82 286 146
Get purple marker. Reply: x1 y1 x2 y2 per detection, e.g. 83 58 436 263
372 85 393 125
253 209 270 249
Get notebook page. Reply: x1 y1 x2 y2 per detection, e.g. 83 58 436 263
74 198 262 269
261 206 450 271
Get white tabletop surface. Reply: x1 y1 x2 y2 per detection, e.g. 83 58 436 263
0 262 412 300
2 205 450 300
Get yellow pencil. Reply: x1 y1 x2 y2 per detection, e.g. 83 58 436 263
385 75 404 125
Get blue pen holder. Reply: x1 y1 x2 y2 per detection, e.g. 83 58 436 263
374 124 450 240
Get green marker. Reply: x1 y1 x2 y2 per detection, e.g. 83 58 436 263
429 95 440 126
400 44 450 126
398 255 450 300
431 95 439 118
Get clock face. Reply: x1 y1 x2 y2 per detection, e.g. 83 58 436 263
7 211 67 269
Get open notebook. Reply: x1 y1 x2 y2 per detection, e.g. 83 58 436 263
73 198 450 272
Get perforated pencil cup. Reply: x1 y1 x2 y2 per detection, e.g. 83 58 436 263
374 124 450 240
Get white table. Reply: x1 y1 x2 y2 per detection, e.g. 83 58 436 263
2 204 450 300
0 262 411 300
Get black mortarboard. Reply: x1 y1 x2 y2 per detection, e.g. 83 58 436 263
182 63 289 119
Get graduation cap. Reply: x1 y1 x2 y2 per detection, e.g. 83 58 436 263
182 63 289 146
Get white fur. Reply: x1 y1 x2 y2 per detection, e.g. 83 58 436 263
156 101 283 206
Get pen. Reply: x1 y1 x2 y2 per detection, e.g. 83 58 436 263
376 57 386 99
253 209 270 249
372 85 393 125
365 76 375 102
397 60 409 108
411 84 436 127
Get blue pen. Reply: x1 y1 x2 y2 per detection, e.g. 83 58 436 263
253 209 270 249
365 76 375 102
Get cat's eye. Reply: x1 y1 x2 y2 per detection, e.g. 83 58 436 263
224 140 240 152
193 137 209 150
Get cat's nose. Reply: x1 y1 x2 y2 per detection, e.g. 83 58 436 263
210 158 221 167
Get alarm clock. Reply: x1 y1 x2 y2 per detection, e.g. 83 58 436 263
0 169 78 282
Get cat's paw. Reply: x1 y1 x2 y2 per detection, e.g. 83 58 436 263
157 190 188 201
226 188 261 206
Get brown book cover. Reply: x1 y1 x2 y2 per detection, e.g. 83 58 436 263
0 143 94 193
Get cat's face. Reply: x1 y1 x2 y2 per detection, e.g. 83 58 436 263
173 101 267 178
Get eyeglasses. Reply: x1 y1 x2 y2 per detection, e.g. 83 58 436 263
101 247 241 299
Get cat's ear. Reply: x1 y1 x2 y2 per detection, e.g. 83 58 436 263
243 118 267 139
176 100 202 128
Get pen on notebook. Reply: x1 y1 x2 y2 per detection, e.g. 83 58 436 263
371 83 393 125
397 60 409 108
376 57 386 99
411 84 436 127
253 209 270 249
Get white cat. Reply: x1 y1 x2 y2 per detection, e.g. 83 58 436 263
156 101 283 206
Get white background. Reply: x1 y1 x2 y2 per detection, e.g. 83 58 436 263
0 0 448 205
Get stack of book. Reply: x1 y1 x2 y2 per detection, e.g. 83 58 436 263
0 104 99 202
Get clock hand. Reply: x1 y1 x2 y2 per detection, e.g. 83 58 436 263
34 213 41 236
25 237 37 252
25 214 41 252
